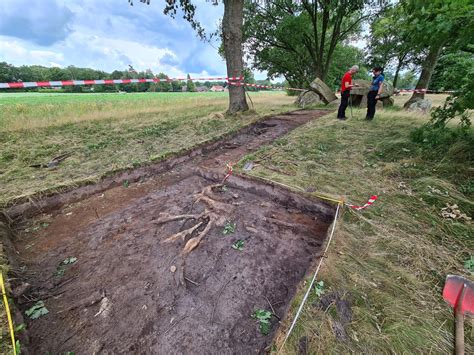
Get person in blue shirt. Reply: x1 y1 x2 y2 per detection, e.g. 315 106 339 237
366 66 384 120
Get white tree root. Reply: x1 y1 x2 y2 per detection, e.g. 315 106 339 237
163 221 204 243
156 185 233 287
178 215 215 286
154 212 204 225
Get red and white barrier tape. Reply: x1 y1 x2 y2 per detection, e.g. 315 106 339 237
347 195 378 210
397 88 456 94
228 81 306 92
0 76 306 92
0 75 244 89
222 163 233 184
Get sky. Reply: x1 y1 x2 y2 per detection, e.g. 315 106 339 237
0 0 270 80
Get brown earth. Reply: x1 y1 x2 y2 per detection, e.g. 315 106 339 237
8 109 336 353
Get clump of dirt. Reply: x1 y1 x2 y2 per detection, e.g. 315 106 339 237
317 290 353 341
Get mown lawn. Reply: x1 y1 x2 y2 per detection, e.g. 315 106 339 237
0 91 294 207
236 95 473 353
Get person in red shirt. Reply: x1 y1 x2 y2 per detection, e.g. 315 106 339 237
337 65 359 120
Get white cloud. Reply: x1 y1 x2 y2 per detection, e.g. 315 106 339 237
0 0 250 79
0 38 65 67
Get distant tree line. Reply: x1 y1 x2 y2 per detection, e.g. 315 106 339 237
0 61 289 94
0 62 257 93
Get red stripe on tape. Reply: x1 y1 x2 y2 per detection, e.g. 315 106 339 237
222 163 233 184
347 195 378 210
8 82 25 88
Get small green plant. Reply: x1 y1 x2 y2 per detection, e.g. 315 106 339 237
314 280 325 297
25 301 49 320
27 221 49 233
15 339 21 354
54 257 77 277
54 266 65 277
123 180 130 188
62 257 77 265
252 309 273 335
464 256 474 273
232 239 244 251
223 221 236 235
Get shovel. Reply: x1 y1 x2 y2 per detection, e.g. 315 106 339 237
443 275 474 354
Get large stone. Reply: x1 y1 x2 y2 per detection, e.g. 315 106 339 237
350 80 371 96
381 97 394 107
295 90 321 107
407 98 432 114
350 79 394 98
380 81 394 98
309 78 337 104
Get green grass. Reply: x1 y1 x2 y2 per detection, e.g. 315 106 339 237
0 91 294 207
236 97 473 354
0 91 280 131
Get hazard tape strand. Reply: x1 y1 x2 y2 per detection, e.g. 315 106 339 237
0 75 454 94
222 163 233 184
0 76 243 89
0 75 305 92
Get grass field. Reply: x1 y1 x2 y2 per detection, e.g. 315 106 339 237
235 95 473 353
0 91 294 207
0 91 278 131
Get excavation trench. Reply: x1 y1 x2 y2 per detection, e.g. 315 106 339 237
7 109 336 353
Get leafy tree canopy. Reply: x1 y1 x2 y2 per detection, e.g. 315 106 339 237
243 0 387 88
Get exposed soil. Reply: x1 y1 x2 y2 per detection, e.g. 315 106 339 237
8 109 336 354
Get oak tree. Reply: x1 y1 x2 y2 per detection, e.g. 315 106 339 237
128 0 248 113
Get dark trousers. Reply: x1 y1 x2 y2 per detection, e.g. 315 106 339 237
337 90 350 118
366 91 378 120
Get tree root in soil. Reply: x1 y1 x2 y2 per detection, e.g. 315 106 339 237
155 184 233 287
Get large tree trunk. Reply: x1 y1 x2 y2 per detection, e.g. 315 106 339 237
223 0 249 114
404 43 443 108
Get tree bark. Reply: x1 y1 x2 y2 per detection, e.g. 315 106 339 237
223 0 249 114
404 43 443 108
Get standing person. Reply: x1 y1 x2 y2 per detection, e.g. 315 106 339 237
337 65 359 120
366 66 384 121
